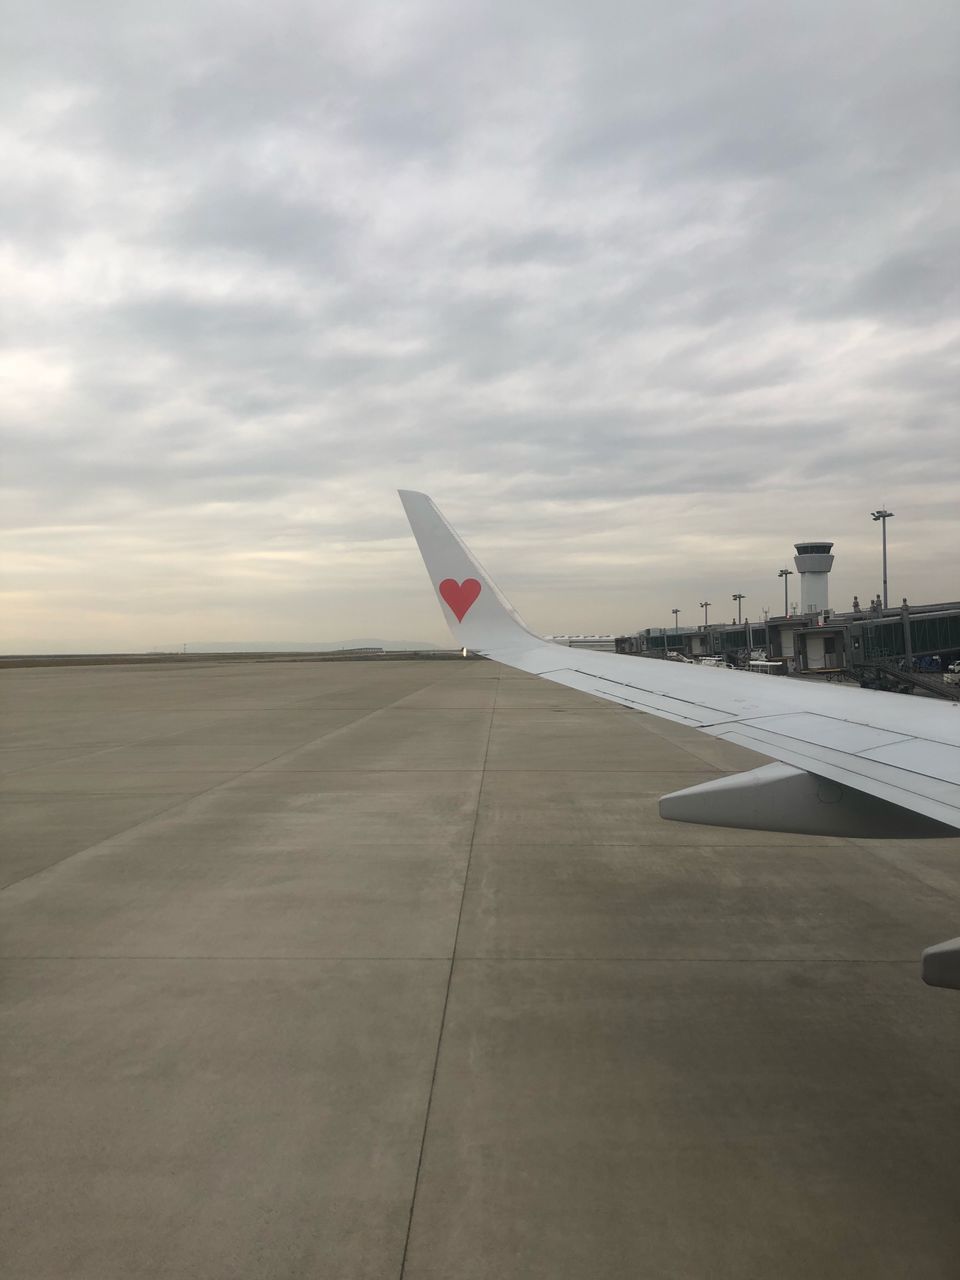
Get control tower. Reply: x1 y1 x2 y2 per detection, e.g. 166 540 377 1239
794 541 834 614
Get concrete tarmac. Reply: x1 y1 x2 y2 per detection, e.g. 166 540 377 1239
2 658 960 1279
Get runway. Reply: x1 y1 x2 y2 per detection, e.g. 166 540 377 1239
2 658 960 1279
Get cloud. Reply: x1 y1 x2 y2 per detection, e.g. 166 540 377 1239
1 0 958 649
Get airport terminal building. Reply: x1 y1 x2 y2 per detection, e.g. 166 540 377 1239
618 599 960 675
615 539 960 687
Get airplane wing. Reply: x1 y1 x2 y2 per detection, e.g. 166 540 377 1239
399 490 960 985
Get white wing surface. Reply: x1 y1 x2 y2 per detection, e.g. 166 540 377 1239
399 489 960 842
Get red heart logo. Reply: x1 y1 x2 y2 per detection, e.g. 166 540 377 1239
439 578 481 622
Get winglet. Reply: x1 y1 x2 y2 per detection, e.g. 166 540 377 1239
398 490 542 653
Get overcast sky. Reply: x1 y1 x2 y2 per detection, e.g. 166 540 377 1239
2 0 958 651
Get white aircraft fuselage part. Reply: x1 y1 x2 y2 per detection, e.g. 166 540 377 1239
399 489 960 983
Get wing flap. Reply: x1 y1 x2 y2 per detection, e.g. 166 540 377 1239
711 724 960 831
740 712 910 754
859 739 960 786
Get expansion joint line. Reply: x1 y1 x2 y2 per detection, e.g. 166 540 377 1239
398 671 500 1279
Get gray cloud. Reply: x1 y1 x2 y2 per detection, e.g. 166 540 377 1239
172 184 348 269
838 247 960 322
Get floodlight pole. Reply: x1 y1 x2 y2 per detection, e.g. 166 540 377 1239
699 601 711 627
778 568 793 617
732 593 744 624
671 608 680 639
871 508 894 609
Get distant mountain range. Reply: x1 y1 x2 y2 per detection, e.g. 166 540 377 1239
182 640 441 653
